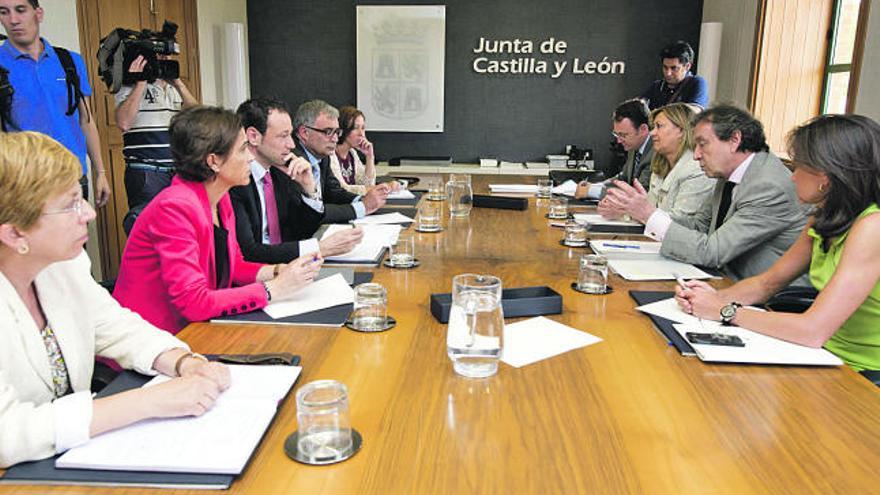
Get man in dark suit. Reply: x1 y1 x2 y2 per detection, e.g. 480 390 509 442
576 98 653 199
230 97 363 264
644 105 809 283
292 99 388 224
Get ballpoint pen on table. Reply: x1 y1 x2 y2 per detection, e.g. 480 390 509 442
675 274 723 337
604 243 640 249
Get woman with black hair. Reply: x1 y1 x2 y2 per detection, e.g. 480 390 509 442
677 114 880 372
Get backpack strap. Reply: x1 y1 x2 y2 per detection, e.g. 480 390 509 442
53 46 86 117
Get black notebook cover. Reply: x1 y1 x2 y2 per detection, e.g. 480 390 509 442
0 373 234 489
212 302 353 327
586 223 645 234
629 290 696 356
472 194 528 211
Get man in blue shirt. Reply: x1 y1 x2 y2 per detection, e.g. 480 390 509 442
640 40 709 111
0 0 111 206
292 99 388 223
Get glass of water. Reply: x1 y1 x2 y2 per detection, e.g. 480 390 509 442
446 274 504 378
578 254 608 294
446 178 473 217
418 202 441 231
426 176 445 201
536 178 552 198
548 197 568 219
295 380 353 463
351 283 387 331
563 220 588 246
389 233 416 267
448 173 471 185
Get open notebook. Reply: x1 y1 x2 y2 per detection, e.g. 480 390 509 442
56 365 301 475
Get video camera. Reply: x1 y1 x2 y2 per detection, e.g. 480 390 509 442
98 20 181 93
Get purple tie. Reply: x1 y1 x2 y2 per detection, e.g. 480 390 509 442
262 173 282 245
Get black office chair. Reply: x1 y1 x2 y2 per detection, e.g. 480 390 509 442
860 370 880 387
763 286 819 314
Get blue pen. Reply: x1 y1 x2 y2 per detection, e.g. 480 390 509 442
604 243 640 249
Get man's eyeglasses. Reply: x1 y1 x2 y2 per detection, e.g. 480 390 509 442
43 197 87 218
305 125 342 138
612 131 632 140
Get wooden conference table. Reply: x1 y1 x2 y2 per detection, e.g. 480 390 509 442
4 175 880 494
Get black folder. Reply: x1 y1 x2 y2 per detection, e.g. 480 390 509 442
586 224 645 234
629 290 696 356
374 207 416 219
212 302 353 327
0 373 234 489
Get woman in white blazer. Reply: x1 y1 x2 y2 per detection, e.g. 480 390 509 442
599 102 716 224
0 132 231 468
329 106 377 196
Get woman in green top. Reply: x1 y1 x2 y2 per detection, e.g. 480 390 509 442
676 114 880 371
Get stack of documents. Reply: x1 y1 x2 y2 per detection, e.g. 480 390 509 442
489 184 538 194
353 212 413 225
525 161 549 169
386 189 415 200
480 158 498 168
573 213 642 227
323 224 401 265
56 365 302 474
551 179 578 196
499 161 524 170
263 273 354 319
636 298 843 366
608 258 714 281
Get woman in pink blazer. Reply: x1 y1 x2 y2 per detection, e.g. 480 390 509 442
114 106 322 334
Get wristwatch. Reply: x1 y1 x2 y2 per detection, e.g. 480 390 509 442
720 302 742 325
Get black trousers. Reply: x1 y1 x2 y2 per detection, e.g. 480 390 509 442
123 165 174 234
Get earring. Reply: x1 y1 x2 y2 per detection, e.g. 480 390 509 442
17 243 29 255
818 183 827 193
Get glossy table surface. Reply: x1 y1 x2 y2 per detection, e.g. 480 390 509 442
4 175 880 494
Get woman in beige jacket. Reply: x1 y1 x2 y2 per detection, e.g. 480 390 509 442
0 132 230 468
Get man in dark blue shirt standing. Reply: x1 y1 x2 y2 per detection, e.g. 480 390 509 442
640 40 708 111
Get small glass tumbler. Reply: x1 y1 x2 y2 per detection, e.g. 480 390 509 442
448 173 472 185
426 176 446 201
578 254 609 294
389 233 416 267
563 220 588 246
548 197 568 219
351 283 388 331
536 178 552 198
418 202 442 231
295 380 353 463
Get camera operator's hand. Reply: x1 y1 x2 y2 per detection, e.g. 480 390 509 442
128 55 147 74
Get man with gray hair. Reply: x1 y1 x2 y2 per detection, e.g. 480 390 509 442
293 99 388 223
644 105 809 283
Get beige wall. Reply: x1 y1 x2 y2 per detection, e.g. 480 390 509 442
854 2 880 120
701 0 759 108
196 0 250 107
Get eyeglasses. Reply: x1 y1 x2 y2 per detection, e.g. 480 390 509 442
43 197 87 217
612 131 632 140
305 125 342 138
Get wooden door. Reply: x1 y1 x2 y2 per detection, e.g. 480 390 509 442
75 0 200 278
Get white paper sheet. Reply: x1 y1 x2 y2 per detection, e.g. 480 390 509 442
589 240 662 255
488 184 538 193
263 274 354 319
573 213 642 227
352 212 414 225
608 258 715 281
57 365 301 474
387 189 415 199
501 317 602 368
671 323 843 366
